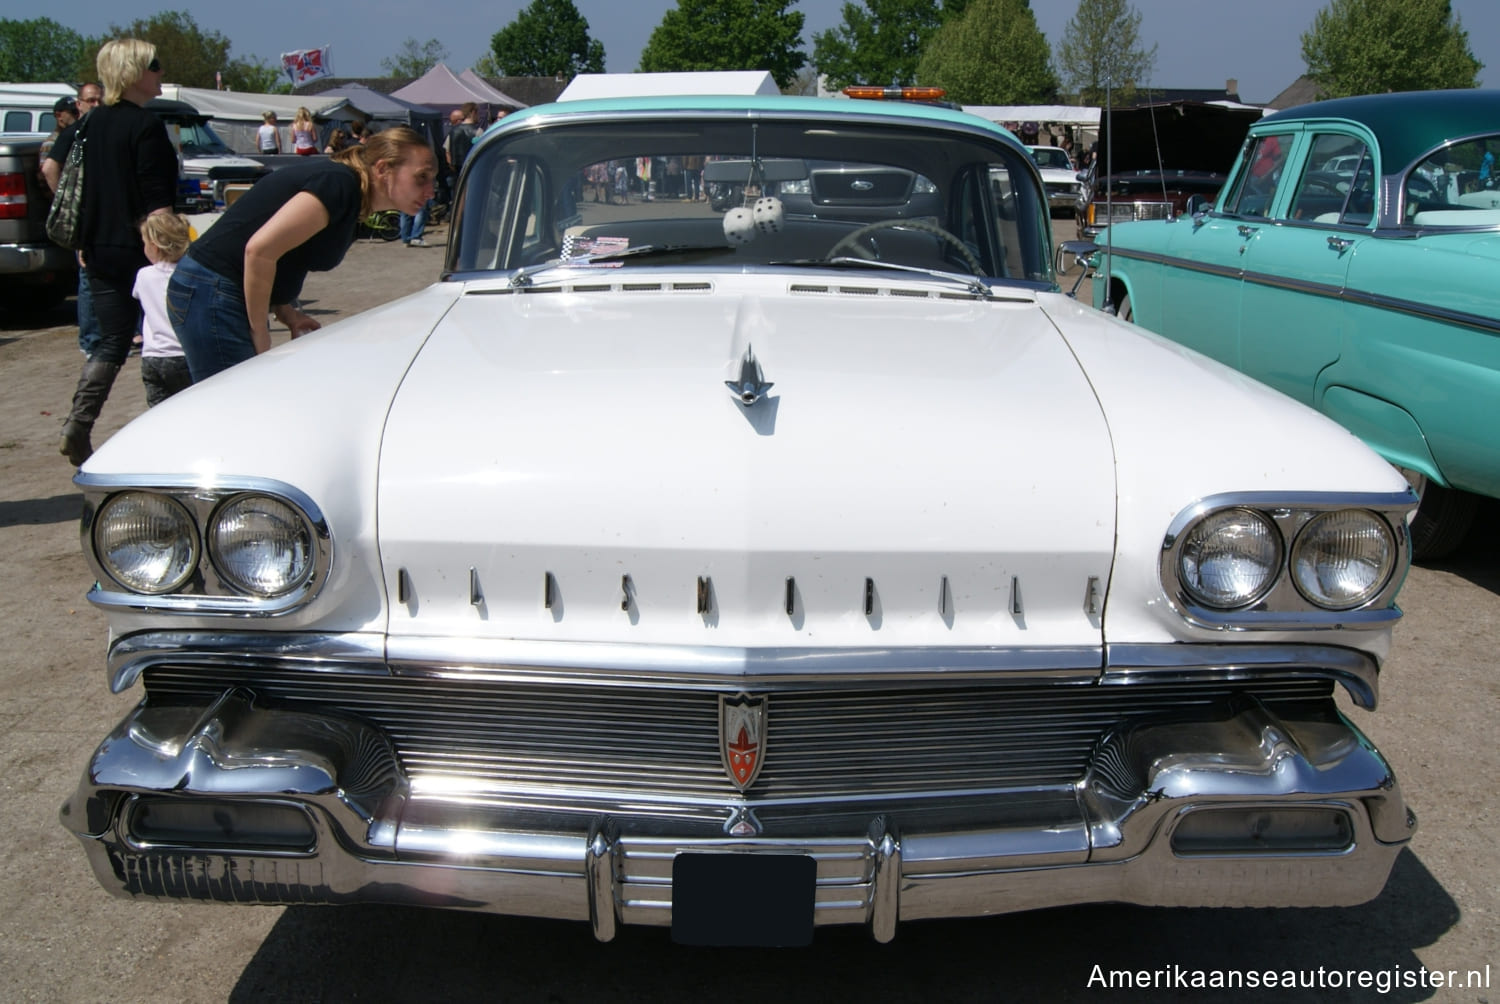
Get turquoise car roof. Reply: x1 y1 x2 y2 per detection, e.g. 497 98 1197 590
1263 89 1500 170
491 94 1018 140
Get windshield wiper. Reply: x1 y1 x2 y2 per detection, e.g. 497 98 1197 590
772 257 993 297
509 244 733 288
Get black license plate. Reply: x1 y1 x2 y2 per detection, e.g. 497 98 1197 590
671 853 816 947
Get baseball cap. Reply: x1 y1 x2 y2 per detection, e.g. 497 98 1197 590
53 97 79 116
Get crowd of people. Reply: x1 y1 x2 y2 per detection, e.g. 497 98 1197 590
41 37 474 465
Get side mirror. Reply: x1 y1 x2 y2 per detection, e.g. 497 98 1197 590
1184 194 1214 217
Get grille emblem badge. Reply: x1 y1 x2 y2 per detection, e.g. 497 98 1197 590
719 693 767 790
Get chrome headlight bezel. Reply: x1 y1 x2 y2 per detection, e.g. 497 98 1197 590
79 474 331 617
1160 491 1416 631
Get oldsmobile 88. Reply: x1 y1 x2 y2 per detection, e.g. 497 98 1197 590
61 93 1418 946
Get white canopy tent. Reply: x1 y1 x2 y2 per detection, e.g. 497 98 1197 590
158 85 356 154
962 105 1101 127
557 71 779 101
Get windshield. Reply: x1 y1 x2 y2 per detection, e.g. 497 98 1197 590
451 113 1052 284
1030 147 1072 170
175 120 233 156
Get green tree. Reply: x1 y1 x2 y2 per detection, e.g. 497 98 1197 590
381 37 449 78
224 58 289 94
811 0 967 92
638 0 807 91
489 0 606 77
89 11 246 90
1301 0 1480 98
1056 0 1157 105
916 0 1057 104
0 17 88 82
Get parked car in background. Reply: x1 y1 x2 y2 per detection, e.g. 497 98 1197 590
1026 144 1082 216
1088 89 1500 558
0 131 76 312
63 92 1418 946
147 98 268 212
1075 100 1262 239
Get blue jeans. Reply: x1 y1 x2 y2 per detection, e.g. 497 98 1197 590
77 267 101 357
399 201 429 242
167 255 254 383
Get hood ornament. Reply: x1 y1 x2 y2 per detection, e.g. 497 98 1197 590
726 345 774 406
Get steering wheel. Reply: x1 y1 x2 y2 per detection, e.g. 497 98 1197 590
827 219 985 275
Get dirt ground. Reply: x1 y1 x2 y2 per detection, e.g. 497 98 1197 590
1 223 1496 1002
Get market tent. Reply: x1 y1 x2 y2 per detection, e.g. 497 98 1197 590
557 71 779 101
962 105 1101 127
314 83 445 152
391 63 525 123
159 85 354 154
457 69 526 111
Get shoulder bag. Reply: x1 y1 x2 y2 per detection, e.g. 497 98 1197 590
45 118 87 251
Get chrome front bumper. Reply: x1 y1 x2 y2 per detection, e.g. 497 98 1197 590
62 675 1414 941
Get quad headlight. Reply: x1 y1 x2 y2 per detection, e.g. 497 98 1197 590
93 492 199 594
1162 493 1412 627
1177 507 1282 610
1290 509 1396 610
208 495 316 597
83 479 328 614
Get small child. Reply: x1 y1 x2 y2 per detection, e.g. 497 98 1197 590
133 213 193 407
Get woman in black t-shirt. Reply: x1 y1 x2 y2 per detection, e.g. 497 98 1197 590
167 126 436 382
56 38 177 466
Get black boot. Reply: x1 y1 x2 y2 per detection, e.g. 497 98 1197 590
59 359 121 466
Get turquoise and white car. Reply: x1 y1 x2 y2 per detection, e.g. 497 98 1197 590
1090 89 1500 557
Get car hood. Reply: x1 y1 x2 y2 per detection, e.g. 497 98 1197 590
376 278 1117 651
1097 101 1261 175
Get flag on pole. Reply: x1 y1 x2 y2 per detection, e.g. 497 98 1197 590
280 46 334 88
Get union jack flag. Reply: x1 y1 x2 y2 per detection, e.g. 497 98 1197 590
280 46 333 88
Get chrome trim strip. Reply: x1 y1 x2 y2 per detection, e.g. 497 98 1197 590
107 629 1384 711
75 472 333 617
1107 244 1500 337
1105 642 1380 709
1339 284 1500 336
107 630 389 693
383 637 1104 687
1105 246 1240 280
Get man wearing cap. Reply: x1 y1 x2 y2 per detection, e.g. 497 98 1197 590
39 97 78 165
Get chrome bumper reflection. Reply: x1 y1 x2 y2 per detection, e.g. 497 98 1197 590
61 687 1414 941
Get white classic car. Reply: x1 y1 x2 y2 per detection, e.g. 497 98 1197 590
62 93 1419 947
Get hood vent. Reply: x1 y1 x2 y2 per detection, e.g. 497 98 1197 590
467 280 714 297
788 282 985 301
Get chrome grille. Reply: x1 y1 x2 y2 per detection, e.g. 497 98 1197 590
140 667 1332 803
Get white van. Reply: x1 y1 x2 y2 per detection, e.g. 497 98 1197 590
0 83 77 133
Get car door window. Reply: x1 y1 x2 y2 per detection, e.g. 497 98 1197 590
1289 135 1372 225
1224 133 1296 217
1405 135 1500 225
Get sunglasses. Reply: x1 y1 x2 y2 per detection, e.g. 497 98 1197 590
147 58 161 72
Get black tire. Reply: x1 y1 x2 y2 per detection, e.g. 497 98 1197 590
1410 480 1478 560
1112 291 1132 322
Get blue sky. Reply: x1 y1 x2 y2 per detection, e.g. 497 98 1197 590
48 0 1500 105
